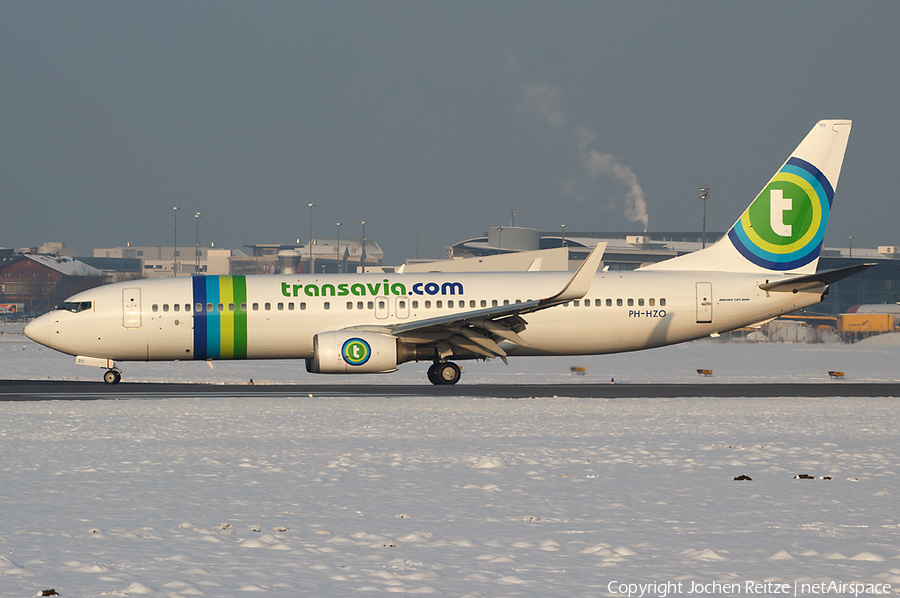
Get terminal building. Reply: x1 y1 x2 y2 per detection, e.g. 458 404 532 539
91 245 235 277
435 226 900 316
234 239 385 275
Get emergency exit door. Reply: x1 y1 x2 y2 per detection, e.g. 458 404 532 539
696 282 713 324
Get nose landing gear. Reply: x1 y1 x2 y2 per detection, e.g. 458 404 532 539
103 369 122 385
427 361 461 385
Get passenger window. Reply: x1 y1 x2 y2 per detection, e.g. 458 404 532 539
196 303 203 312
229 303 235 311
448 300 454 308
638 298 644 306
277 303 284 310
253 303 259 311
378 300 385 309
241 303 247 311
186 304 191 312
481 300 487 308
324 302 330 310
399 300 406 309
346 301 353 309
264 303 271 311
288 302 295 310
503 300 510 306
173 304 180 312
573 300 580 307
616 299 623 307
436 300 443 308
492 300 498 307
367 301 374 309
301 302 307 310
627 299 634 307
152 304 159 312
217 303 224 311
606 299 612 307
425 301 431 308
649 298 655 306
660 298 666 306
357 301 364 310
515 299 521 304
412 301 419 309
163 304 169 312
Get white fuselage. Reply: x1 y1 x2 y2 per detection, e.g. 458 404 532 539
26 269 822 363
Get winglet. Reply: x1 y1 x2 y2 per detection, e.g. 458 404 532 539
541 242 606 304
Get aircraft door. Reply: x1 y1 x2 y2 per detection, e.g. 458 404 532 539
123 288 142 328
395 296 409 319
696 282 712 323
375 296 389 319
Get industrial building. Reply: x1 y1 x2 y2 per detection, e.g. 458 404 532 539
0 250 106 313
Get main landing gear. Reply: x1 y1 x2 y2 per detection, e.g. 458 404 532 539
427 361 461 385
103 369 122 385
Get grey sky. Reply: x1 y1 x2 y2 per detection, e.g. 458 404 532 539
2 2 898 263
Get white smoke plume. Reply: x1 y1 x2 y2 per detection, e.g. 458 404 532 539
520 84 649 230
580 150 649 229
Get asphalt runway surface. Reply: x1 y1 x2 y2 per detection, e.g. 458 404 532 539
2 379 900 401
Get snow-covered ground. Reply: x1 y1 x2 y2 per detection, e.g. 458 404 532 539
2 327 899 385
1 332 899 597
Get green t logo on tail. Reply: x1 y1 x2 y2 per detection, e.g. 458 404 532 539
728 157 833 270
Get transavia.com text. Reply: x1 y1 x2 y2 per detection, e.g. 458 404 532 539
606 580 892 597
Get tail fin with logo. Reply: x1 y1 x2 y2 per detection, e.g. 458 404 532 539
644 120 852 275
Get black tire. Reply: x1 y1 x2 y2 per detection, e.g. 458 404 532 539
426 362 441 385
103 370 121 385
436 362 461 385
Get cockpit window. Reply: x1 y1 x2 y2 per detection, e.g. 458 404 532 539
57 301 92 313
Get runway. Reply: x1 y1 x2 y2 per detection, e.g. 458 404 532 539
2 379 899 401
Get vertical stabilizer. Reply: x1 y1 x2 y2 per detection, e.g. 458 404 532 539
644 120 852 274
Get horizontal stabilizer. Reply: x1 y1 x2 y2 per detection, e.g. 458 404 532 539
759 263 877 293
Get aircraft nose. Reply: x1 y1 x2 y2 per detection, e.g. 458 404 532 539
24 314 52 347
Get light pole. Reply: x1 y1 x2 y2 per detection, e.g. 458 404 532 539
172 206 180 275
194 212 202 273
561 224 567 247
307 203 315 274
336 222 341 273
700 185 710 248
849 236 853 258
361 221 366 270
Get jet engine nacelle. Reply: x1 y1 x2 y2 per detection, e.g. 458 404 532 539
306 331 400 374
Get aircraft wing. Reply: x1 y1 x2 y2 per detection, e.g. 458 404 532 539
758 263 878 293
345 243 606 363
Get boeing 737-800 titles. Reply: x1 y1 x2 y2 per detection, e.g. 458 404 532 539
26 120 872 385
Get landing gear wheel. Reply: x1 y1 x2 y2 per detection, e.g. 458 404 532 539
103 369 121 385
426 362 441 385
435 361 461 385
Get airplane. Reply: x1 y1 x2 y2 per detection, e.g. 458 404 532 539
25 119 874 385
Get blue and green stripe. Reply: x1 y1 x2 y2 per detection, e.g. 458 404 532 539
192 275 248 360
